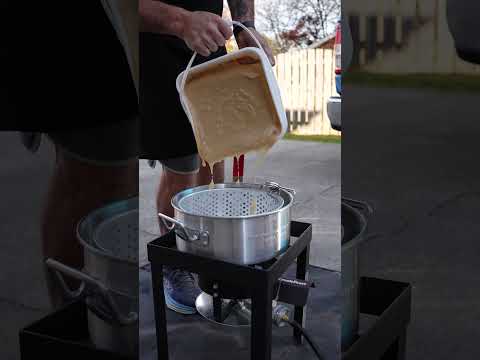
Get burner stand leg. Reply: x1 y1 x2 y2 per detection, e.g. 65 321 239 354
213 293 223 323
381 329 407 360
151 264 169 360
294 244 310 345
396 329 407 360
251 283 274 360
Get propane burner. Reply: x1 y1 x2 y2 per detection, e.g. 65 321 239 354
198 275 252 300
197 271 313 326
195 293 252 327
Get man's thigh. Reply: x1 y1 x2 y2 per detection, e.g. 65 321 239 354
155 154 201 175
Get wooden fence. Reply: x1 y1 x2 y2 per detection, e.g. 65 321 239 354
274 49 340 136
346 0 480 74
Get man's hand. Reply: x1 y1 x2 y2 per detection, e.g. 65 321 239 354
139 0 232 57
181 11 233 57
236 28 275 66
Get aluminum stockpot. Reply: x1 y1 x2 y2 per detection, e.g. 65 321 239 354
46 197 139 356
341 198 370 351
159 182 295 265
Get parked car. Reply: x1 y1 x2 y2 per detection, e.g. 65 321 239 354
327 18 352 131
446 0 480 64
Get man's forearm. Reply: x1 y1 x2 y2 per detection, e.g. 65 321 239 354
139 0 187 36
227 0 254 22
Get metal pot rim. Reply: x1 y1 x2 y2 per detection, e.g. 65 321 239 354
77 197 138 265
341 202 368 252
171 182 294 220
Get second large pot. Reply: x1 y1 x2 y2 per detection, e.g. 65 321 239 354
341 198 371 351
46 197 139 356
159 182 295 265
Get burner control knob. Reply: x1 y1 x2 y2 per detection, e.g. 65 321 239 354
272 304 291 327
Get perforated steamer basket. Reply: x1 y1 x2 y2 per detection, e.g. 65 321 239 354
159 182 295 265
90 206 138 263
178 186 284 217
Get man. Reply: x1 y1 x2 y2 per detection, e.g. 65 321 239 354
6 1 139 307
139 0 275 314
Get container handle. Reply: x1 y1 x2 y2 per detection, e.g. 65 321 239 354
158 213 209 246
45 258 138 325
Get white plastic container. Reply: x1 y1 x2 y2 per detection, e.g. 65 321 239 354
176 46 287 141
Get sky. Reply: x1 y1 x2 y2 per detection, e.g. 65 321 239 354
222 0 282 35
224 0 339 40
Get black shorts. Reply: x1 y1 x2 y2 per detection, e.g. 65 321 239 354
47 117 138 165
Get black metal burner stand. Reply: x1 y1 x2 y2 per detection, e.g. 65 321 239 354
147 221 312 360
19 300 133 360
342 277 412 360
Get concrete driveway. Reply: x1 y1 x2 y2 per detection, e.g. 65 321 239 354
343 84 480 360
140 139 341 271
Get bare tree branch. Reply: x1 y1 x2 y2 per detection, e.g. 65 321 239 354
258 0 339 51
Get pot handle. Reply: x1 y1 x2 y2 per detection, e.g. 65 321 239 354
46 258 95 299
45 259 138 325
158 213 209 246
342 197 373 217
342 232 383 252
158 213 177 232
263 181 296 196
341 198 378 250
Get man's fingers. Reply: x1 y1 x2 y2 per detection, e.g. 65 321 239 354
203 35 219 53
209 27 227 47
258 37 275 66
217 18 233 40
269 55 276 66
265 48 275 66
193 41 210 57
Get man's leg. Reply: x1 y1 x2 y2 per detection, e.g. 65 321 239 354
42 146 138 309
156 159 224 232
156 169 197 227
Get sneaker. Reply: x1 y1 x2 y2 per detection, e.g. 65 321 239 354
163 267 201 315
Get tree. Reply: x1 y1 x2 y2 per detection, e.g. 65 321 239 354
223 1 282 55
257 0 340 52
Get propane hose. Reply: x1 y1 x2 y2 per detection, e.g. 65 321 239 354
280 314 324 360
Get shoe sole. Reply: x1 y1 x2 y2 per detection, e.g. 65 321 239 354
164 291 197 315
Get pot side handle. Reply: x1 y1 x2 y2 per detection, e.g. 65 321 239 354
342 197 373 217
158 213 209 246
263 181 296 196
45 258 137 325
46 258 98 299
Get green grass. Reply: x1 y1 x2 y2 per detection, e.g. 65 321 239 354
283 133 341 143
343 72 480 93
